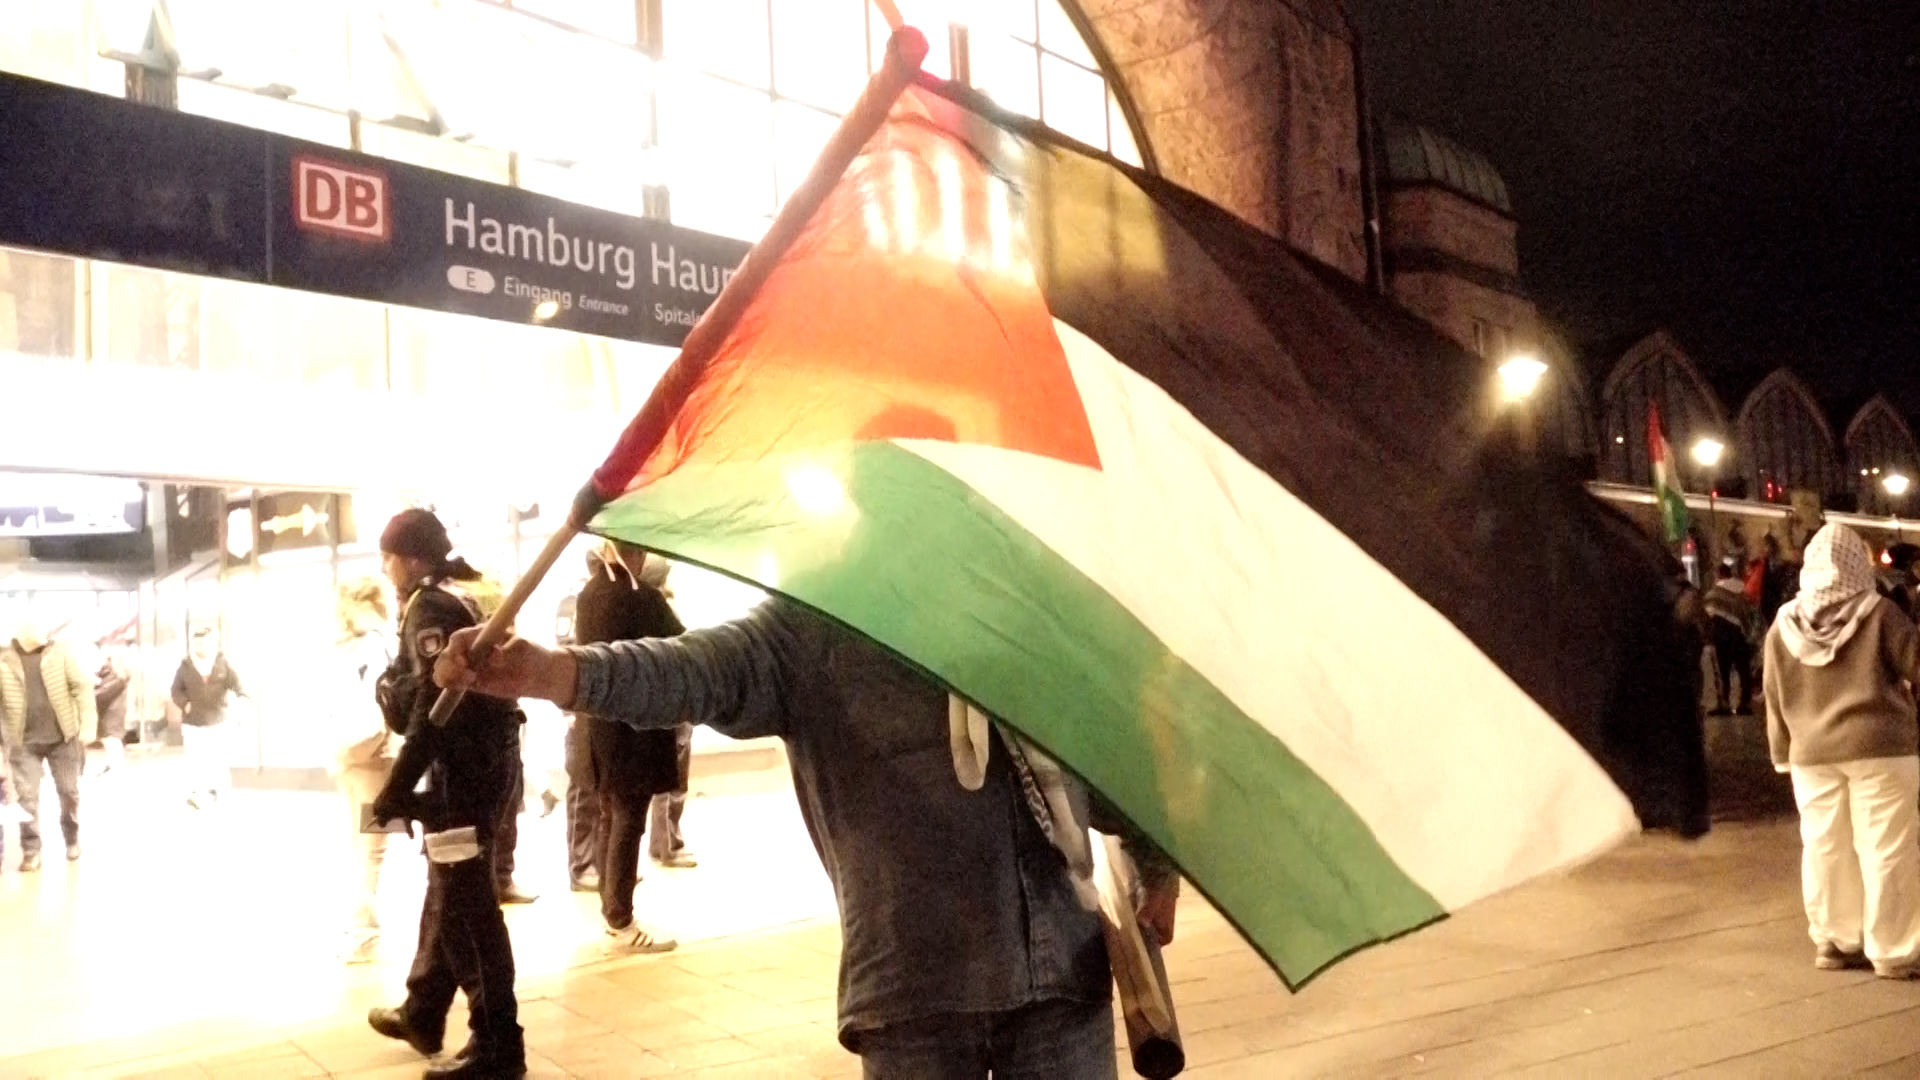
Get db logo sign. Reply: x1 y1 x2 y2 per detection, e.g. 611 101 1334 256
293 156 390 242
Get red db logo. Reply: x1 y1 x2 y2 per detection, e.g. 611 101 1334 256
293 156 390 242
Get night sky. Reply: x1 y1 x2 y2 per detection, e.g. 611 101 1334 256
1354 1 1918 412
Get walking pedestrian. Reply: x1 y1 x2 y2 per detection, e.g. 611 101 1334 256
437 596 1179 1078
1705 561 1758 715
573 541 683 954
1 620 96 870
365 508 525 1079
334 578 398 964
88 637 131 776
1765 523 1920 979
171 626 243 809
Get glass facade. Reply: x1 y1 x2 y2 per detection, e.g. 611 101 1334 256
0 0 1141 776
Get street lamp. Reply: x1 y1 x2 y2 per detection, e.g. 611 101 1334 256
1497 354 1549 404
1692 437 1725 561
1886 472 1910 539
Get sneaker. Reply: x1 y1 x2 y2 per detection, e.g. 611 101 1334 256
367 1006 443 1056
538 789 559 818
65 845 81 863
495 880 539 905
341 929 381 965
1815 942 1868 971
18 854 41 873
426 1041 527 1079
1875 962 1920 980
604 921 678 955
571 871 601 893
652 850 698 869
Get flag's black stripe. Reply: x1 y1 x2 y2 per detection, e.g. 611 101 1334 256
994 129 1703 831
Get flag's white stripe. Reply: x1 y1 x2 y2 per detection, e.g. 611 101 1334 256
901 320 1637 910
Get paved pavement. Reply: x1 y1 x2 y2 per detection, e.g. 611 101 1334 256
9 716 1920 1079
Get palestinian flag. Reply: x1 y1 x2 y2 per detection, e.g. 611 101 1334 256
589 81 1703 987
1648 403 1691 543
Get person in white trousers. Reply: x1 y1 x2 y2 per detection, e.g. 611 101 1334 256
332 580 398 964
1764 523 1920 978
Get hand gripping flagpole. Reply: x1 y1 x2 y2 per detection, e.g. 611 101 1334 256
426 26 931 726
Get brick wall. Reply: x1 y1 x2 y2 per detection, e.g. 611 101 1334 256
1075 0 1367 280
1388 271 1536 355
1382 187 1519 278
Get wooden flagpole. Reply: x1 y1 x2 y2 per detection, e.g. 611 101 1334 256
426 26 930 724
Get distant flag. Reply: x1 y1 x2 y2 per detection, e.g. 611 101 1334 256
584 80 1705 987
1648 403 1691 543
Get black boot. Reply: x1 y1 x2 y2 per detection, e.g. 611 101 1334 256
424 1040 526 1079
368 1006 444 1057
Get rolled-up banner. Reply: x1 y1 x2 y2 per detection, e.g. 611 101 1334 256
1096 833 1184 1079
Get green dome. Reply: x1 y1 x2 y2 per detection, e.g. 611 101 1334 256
1377 120 1513 215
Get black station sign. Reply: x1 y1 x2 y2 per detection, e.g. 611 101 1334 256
0 71 752 349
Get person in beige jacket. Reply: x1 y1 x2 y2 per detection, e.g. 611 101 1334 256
1764 523 1920 978
333 580 398 964
1 619 97 871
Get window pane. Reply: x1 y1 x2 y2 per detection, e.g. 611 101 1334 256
198 280 385 391
1109 88 1142 166
771 0 866 112
176 80 352 146
949 0 1034 40
774 101 840 206
1 0 90 87
663 0 770 88
513 0 637 43
658 70 775 236
358 122 512 183
1040 53 1106 148
0 248 77 362
1038 1 1097 67
102 266 200 371
970 36 1038 119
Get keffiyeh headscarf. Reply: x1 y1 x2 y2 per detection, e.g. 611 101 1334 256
1776 524 1879 666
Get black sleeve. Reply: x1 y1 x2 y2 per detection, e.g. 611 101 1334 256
170 663 189 710
381 590 476 800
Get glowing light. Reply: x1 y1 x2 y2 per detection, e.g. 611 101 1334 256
1885 473 1911 497
1691 438 1725 469
893 151 917 253
532 299 560 321
937 149 965 262
863 188 891 249
786 465 848 516
1496 354 1548 403
987 177 1012 271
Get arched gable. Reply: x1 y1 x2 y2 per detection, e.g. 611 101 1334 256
1537 332 1596 470
1845 395 1920 515
1736 368 1838 502
1599 331 1727 487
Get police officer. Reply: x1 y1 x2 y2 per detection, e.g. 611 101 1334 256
365 509 525 1079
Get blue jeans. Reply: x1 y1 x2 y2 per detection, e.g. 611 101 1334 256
858 997 1117 1079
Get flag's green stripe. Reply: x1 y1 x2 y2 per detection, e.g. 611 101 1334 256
592 441 1444 986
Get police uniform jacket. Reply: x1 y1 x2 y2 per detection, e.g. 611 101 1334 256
377 579 521 837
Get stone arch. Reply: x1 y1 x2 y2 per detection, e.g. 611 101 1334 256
1599 331 1727 488
1735 368 1838 503
1845 395 1920 515
1070 0 1366 277
1536 331 1597 471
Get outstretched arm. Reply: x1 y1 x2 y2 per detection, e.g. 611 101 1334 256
438 602 802 742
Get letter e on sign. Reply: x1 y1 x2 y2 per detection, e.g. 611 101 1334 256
293 155 390 242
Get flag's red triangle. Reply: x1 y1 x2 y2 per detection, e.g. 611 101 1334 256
634 88 1100 487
